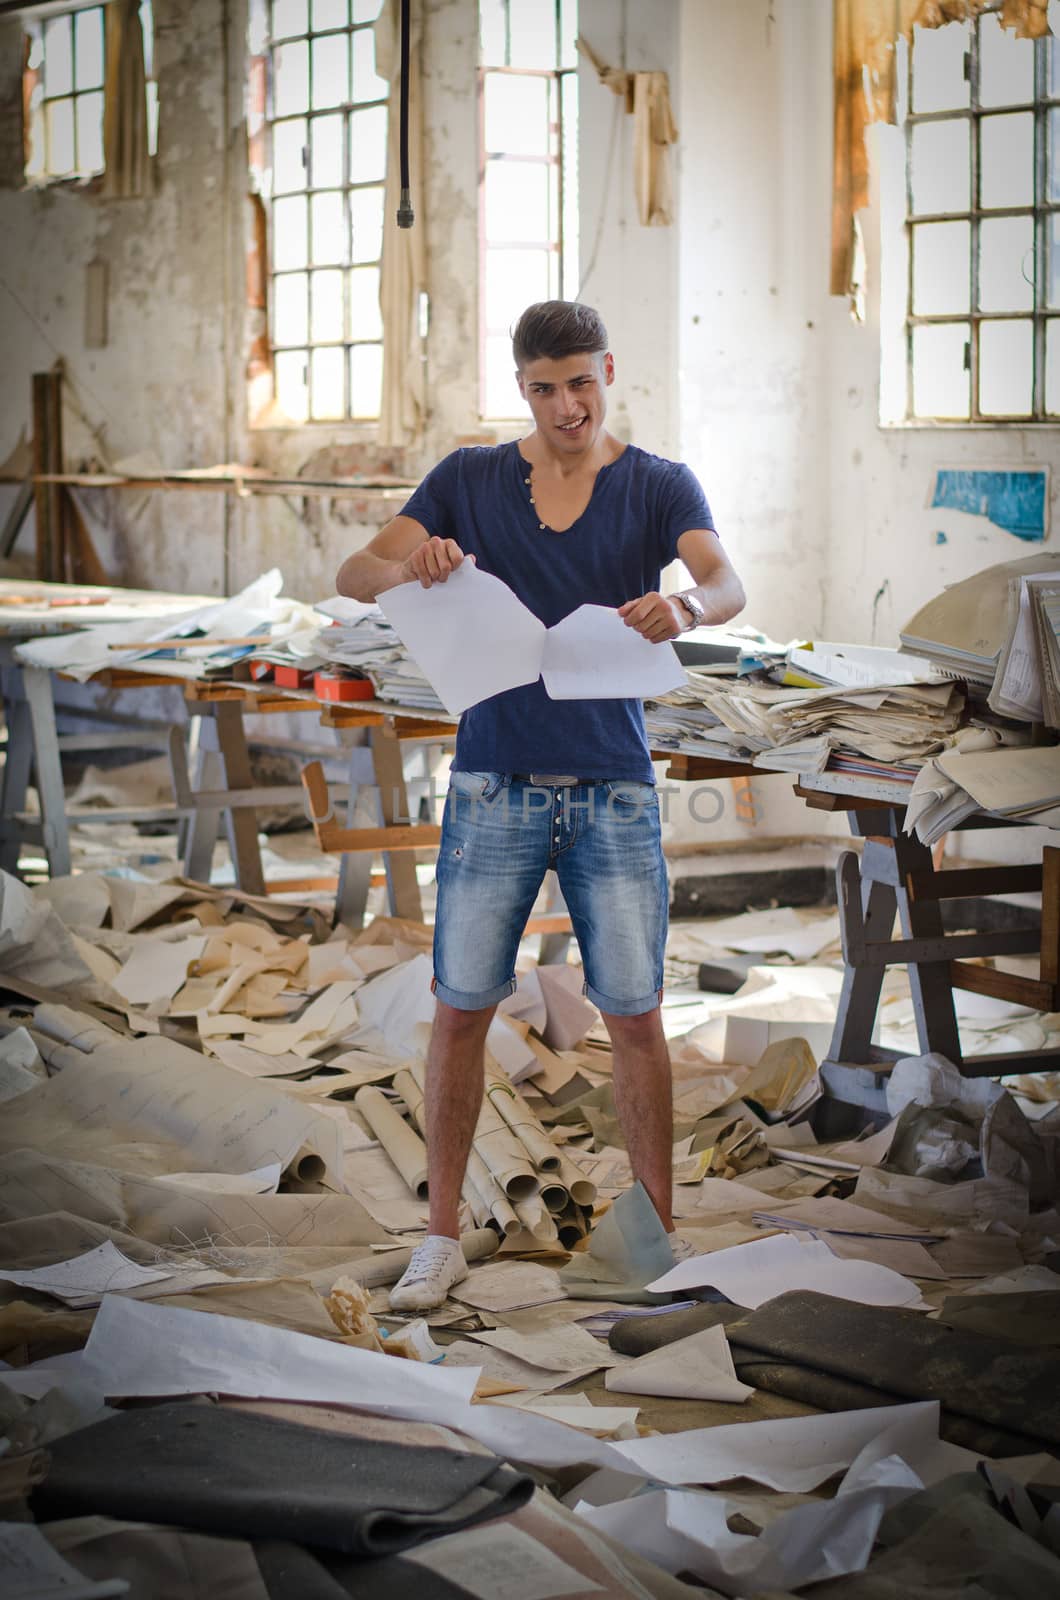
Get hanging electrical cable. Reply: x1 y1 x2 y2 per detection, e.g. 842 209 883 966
396 0 414 228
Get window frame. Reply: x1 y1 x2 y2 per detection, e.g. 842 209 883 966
901 13 1059 426
24 3 107 185
478 0 579 422
265 0 389 427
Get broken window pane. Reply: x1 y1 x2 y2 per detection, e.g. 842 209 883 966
484 71 549 158
310 189 344 263
75 9 104 91
275 348 309 421
1046 320 1060 413
485 159 550 242
349 184 383 261
349 104 386 181
979 14 1034 108
480 0 506 67
311 345 345 417
273 117 307 193
979 319 1033 415
980 112 1033 208
485 246 550 329
273 194 309 269
508 0 555 69
909 120 969 215
350 342 382 417
310 268 344 341
271 0 308 42
312 0 347 31
911 221 970 315
912 322 970 418
312 33 348 108
76 89 104 173
978 215 1035 312
348 264 382 340
911 21 969 114
274 40 310 116
47 97 75 176
44 14 73 97
310 112 343 186
274 271 309 345
352 27 387 101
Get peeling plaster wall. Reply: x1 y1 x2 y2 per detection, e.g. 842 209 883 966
0 0 231 595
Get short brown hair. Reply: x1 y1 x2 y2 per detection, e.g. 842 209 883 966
512 301 609 367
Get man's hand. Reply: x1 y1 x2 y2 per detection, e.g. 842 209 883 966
399 537 475 589
618 592 686 643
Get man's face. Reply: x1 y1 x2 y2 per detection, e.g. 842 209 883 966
516 351 615 454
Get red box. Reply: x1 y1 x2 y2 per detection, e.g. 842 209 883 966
249 659 274 681
313 672 374 702
274 664 317 689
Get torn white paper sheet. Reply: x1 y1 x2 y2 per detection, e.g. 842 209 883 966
378 562 685 714
0 1027 43 1103
454 1261 567 1314
604 1322 753 1404
32 872 112 929
154 1162 282 1195
405 1523 603 1600
346 953 436 1058
540 604 687 701
83 1295 479 1407
440 1340 602 1394
694 907 840 960
0 1522 130 1600
646 1231 928 1309
0 1241 174 1306
111 935 207 1010
0 869 94 988
206 1040 320 1079
577 1479 904 1593
614 1400 950 1490
519 1400 640 1436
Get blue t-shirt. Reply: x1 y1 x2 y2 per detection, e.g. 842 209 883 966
399 441 715 782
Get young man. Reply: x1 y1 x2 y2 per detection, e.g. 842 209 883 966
336 301 745 1309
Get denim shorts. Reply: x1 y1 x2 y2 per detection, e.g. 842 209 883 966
432 771 668 1016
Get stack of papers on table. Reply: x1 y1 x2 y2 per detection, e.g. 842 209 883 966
989 574 1060 727
900 552 1060 688
907 741 1060 841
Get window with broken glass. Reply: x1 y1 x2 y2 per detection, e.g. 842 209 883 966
265 0 387 424
24 5 106 181
903 12 1060 422
479 0 579 419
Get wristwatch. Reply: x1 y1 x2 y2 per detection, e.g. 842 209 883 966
674 591 706 631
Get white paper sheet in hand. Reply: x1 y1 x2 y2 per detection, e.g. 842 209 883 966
542 605 687 700
379 562 545 715
646 1230 928 1309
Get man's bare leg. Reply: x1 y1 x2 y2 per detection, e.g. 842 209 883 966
424 997 497 1237
604 1006 675 1231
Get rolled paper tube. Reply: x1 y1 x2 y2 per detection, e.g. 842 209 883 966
513 1195 560 1243
289 1148 327 1183
473 1096 541 1201
541 1180 571 1214
354 1085 429 1200
466 1147 522 1235
484 1075 562 1173
392 1066 425 1130
554 1150 597 1208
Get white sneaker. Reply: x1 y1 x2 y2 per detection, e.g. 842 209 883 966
668 1234 698 1264
388 1236 469 1312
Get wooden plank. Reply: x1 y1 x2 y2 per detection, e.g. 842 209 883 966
907 863 1043 902
794 784 900 812
1043 846 1059 987
662 755 758 781
950 959 1056 1012
524 913 574 936
370 725 423 919
213 701 265 896
316 822 442 854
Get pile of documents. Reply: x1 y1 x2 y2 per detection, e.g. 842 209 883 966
313 595 445 710
646 672 965 776
900 551 1060 701
906 736 1060 843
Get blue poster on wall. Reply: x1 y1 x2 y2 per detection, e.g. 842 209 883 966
930 468 1048 542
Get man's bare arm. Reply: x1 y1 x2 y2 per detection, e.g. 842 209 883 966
335 515 472 601
618 529 746 642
